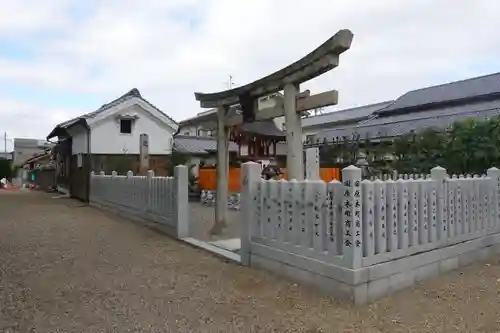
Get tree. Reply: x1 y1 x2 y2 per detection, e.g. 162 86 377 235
0 159 12 180
388 116 500 175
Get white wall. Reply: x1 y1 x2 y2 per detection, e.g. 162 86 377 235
66 125 88 155
178 123 214 137
180 125 198 136
89 104 175 155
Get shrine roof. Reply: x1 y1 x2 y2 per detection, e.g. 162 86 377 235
173 135 238 154
238 120 286 139
194 29 353 108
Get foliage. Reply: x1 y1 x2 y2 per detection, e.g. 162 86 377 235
0 159 12 180
167 151 189 177
188 164 199 193
11 163 21 175
392 129 448 174
318 134 361 168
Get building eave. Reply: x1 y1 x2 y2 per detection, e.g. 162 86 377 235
47 118 87 140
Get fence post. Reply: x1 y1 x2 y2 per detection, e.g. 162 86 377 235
305 147 320 180
431 166 447 242
241 162 262 266
174 165 189 238
146 170 154 215
487 167 500 230
90 171 95 202
341 165 363 269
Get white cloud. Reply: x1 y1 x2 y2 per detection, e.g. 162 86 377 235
1 0 500 147
0 0 71 36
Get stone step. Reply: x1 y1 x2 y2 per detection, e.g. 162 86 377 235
209 238 241 252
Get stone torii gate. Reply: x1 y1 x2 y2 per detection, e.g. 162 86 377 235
194 29 353 234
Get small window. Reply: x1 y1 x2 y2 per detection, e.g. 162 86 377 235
120 119 132 134
306 134 315 143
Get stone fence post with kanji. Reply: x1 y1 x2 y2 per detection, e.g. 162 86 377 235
341 165 363 269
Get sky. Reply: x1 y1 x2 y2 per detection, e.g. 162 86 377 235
1 0 500 152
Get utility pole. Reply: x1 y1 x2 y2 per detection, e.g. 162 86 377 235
227 75 235 89
3 132 6 152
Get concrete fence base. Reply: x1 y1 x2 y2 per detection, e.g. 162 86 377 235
250 230 500 304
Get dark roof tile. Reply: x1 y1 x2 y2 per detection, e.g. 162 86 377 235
302 101 393 128
378 72 500 114
56 88 177 130
316 98 500 141
173 135 239 154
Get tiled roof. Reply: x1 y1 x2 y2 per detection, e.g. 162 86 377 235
239 120 285 138
302 101 393 128
173 135 239 154
55 88 178 130
316 98 500 141
377 72 500 114
173 134 288 156
23 149 52 165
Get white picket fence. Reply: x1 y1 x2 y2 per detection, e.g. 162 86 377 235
89 165 189 238
240 163 500 269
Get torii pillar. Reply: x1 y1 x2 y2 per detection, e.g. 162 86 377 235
214 105 230 234
194 29 354 234
283 83 303 180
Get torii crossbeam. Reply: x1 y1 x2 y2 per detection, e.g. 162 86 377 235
193 29 354 235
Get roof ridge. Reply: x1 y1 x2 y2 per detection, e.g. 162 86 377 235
313 100 394 117
405 71 500 94
92 88 142 114
54 88 178 130
334 100 500 133
174 135 216 140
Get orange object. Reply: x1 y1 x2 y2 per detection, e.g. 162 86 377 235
198 167 340 191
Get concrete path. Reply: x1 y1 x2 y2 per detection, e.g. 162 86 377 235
1 191 500 332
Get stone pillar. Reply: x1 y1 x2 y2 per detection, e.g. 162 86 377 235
139 133 149 175
431 166 447 241
341 165 363 269
175 165 189 238
284 83 304 180
240 162 261 265
305 147 320 180
487 167 500 230
213 105 230 234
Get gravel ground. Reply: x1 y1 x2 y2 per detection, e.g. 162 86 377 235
1 191 500 332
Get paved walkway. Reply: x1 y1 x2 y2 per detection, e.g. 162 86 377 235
1 191 500 332
188 202 241 241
